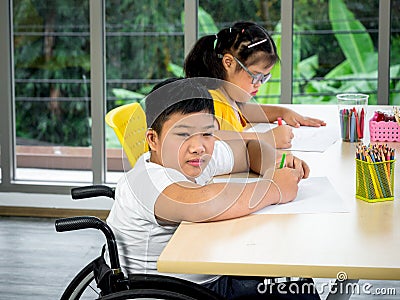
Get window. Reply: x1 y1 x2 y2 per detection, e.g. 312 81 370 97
13 0 92 183
390 0 400 105
0 0 395 194
293 0 380 104
199 0 281 104
104 0 185 182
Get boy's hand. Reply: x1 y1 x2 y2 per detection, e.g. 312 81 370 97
261 153 310 205
279 153 310 180
264 168 300 204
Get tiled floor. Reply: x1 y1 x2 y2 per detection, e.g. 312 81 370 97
0 216 398 299
0 216 104 299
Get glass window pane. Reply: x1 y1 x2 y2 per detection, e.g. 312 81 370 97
13 0 91 183
199 0 280 31
293 0 379 104
390 0 400 105
199 0 281 104
105 0 185 183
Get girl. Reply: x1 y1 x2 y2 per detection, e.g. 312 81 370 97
184 21 326 149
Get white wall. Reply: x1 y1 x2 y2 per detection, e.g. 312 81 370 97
0 192 113 210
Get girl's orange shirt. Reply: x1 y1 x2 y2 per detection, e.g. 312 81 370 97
210 89 247 132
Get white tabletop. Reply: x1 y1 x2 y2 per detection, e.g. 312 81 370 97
158 105 400 280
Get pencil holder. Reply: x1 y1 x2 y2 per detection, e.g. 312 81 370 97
337 94 368 143
369 120 400 142
355 159 395 202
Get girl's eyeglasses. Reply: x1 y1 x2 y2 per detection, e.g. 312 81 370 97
233 57 271 85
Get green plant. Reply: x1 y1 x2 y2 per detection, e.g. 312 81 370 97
300 0 400 105
256 22 281 104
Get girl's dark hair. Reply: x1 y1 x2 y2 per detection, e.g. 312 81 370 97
184 21 279 80
145 77 215 134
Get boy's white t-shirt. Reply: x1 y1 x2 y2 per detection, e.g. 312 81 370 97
106 140 234 284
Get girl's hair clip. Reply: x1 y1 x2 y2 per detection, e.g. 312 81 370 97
247 38 267 48
213 34 218 49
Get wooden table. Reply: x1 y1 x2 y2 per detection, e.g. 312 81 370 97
157 105 400 282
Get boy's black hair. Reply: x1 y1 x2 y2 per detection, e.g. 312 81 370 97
145 77 215 134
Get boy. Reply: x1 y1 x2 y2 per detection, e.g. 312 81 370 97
106 78 319 299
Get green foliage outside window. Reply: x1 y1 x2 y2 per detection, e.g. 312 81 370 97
13 0 399 147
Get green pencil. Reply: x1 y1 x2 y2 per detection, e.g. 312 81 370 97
279 153 286 169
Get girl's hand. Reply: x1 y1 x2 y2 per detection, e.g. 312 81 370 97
267 125 294 149
282 109 326 128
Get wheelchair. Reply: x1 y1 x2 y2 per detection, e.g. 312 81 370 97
55 185 223 300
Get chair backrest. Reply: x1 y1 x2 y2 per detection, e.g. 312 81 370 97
105 102 148 168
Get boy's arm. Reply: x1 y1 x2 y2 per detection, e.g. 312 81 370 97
228 138 310 179
221 139 276 175
226 139 308 177
214 127 294 150
154 179 283 223
154 140 308 223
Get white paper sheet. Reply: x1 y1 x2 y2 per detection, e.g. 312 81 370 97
212 176 349 215
246 123 339 152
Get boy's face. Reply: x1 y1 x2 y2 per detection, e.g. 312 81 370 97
147 111 217 181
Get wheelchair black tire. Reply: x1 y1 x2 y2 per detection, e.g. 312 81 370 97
100 289 200 300
60 259 98 300
60 259 223 300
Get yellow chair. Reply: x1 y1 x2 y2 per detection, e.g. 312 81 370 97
105 102 148 168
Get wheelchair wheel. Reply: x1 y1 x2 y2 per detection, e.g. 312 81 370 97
56 217 222 299
60 259 99 300
100 289 201 299
120 274 223 300
61 259 223 300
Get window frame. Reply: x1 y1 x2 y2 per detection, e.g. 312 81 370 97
0 0 393 195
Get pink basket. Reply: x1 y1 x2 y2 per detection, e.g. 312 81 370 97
369 120 400 142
